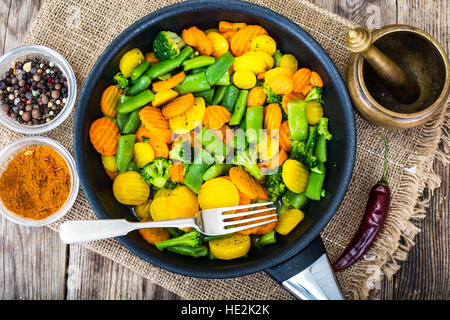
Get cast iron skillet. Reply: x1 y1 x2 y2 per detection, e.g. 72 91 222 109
74 0 356 297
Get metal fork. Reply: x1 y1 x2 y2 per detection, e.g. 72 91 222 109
59 202 276 244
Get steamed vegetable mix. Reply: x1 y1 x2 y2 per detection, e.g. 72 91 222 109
88 20 331 261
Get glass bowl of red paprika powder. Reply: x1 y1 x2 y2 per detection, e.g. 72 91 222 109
0 136 79 226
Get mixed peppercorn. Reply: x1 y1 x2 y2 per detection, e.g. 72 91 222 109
0 56 68 125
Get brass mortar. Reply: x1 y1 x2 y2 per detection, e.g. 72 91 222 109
347 25 450 129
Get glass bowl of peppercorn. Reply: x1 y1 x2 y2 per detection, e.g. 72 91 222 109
0 136 79 227
0 45 77 134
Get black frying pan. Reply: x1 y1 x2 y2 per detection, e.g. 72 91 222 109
74 0 356 299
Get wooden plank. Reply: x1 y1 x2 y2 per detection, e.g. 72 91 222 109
66 245 180 300
0 0 67 300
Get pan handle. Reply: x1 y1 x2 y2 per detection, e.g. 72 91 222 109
265 237 344 300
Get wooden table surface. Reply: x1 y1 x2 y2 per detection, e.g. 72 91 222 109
0 0 448 300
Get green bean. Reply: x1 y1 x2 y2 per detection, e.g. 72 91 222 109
203 234 231 242
273 49 283 68
191 66 208 74
193 88 215 105
116 90 154 114
184 149 214 194
166 245 209 258
221 84 239 112
126 161 139 172
116 112 129 133
254 230 276 248
228 90 248 125
287 100 308 141
202 164 233 181
314 135 327 163
305 163 326 200
144 46 193 79
130 61 150 83
245 105 263 144
205 51 234 85
116 134 136 173
215 69 230 86
122 109 141 134
126 75 151 96
196 126 231 163
305 126 318 154
182 56 215 71
174 72 211 94
231 128 247 150
211 85 227 105
283 190 308 209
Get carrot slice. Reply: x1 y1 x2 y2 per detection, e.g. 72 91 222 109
139 106 169 129
162 93 195 119
138 219 170 245
89 117 120 156
229 166 268 200
292 68 312 93
279 120 291 152
230 25 267 57
152 71 186 92
136 126 172 145
169 162 186 183
309 71 323 87
100 85 123 117
182 26 213 56
202 105 231 129
144 52 160 65
263 103 282 134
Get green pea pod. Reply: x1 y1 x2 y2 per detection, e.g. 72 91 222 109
214 69 230 86
116 134 136 173
191 66 208 74
287 100 308 141
184 149 214 194
116 90 154 114
174 72 211 94
254 230 276 248
205 51 234 85
273 49 283 68
194 88 215 105
196 126 231 163
203 234 231 242
122 109 141 134
245 105 263 144
126 76 151 96
144 46 193 79
283 190 308 209
228 90 248 125
314 134 327 163
166 245 209 258
182 56 215 71
202 164 233 181
211 85 227 105
221 84 239 112
117 112 129 133
305 163 326 200
130 61 150 83
126 161 139 172
231 128 247 150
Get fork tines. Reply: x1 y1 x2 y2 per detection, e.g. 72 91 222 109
221 202 277 232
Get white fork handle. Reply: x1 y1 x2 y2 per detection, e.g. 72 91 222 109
59 218 196 244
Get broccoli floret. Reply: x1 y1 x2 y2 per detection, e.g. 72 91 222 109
234 148 264 180
263 83 283 104
290 140 318 170
140 157 172 189
265 167 286 202
305 86 323 104
169 140 192 163
155 230 202 251
153 31 186 61
317 117 332 141
113 72 129 89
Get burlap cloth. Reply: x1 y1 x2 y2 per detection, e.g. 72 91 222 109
2 0 447 299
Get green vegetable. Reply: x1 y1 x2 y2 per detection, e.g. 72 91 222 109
126 161 140 172
117 111 129 133
228 89 248 125
273 49 283 68
182 56 215 71
140 157 173 189
202 164 233 181
314 134 327 163
282 190 308 209
265 167 286 202
126 75 151 96
167 245 209 258
245 105 263 143
305 163 326 200
169 140 192 163
130 61 150 83
153 31 186 61
203 234 231 242
211 85 227 105
305 86 323 104
184 149 214 193
113 72 129 89
157 73 172 81
317 117 332 141
231 128 248 150
221 84 240 112
233 148 263 180
164 228 185 238
305 126 318 155
196 126 231 163
116 89 154 114
205 51 234 85
116 134 136 173
215 69 231 86
174 72 211 94
290 140 318 170
254 230 276 248
263 83 282 104
122 109 141 134
193 88 215 105
191 66 208 74
156 230 203 251
287 100 308 141
144 46 193 79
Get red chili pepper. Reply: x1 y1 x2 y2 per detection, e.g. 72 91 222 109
333 134 391 272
